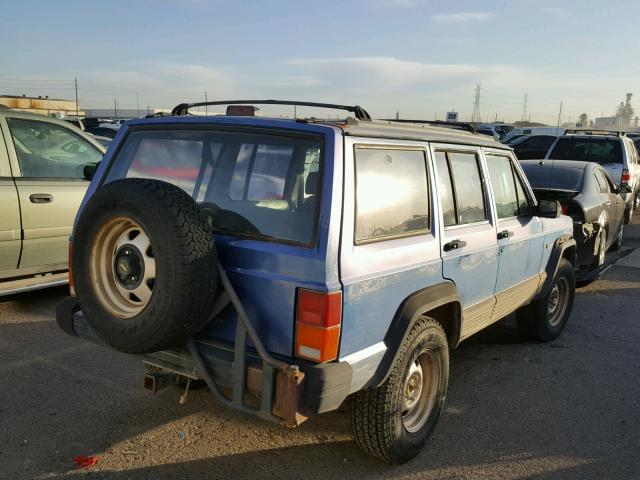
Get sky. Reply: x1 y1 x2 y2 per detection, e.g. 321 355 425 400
0 0 639 124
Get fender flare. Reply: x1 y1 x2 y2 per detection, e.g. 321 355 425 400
538 234 576 298
365 281 461 389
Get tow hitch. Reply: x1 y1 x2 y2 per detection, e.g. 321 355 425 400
186 264 308 427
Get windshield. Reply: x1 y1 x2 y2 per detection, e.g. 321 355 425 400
106 129 323 245
548 137 623 164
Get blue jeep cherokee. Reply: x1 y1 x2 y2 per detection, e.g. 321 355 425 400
57 100 577 463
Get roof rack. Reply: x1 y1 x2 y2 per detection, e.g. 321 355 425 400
171 99 372 120
564 129 626 137
380 119 477 134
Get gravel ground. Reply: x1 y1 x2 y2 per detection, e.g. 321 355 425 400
1 217 639 480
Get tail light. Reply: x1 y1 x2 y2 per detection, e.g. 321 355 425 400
621 169 631 183
68 241 76 297
561 203 569 215
294 289 342 363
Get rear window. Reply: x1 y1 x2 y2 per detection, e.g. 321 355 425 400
106 129 323 245
521 163 585 191
548 137 623 164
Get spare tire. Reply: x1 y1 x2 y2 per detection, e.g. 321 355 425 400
72 178 218 354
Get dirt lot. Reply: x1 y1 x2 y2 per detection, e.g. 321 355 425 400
1 217 639 480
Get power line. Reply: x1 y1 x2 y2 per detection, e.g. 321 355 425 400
471 83 481 123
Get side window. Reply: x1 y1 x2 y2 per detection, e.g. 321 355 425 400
354 147 429 243
529 136 555 150
436 150 487 225
434 152 456 226
594 169 610 193
246 145 292 201
512 165 532 213
7 118 103 179
629 142 639 165
486 154 531 218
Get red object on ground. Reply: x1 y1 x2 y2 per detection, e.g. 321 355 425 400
74 455 98 468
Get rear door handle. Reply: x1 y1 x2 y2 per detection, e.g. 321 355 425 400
29 193 53 204
497 230 514 240
443 239 467 251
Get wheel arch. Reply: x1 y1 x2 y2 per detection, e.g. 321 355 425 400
366 281 461 389
540 234 576 299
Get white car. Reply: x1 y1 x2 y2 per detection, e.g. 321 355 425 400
502 127 565 144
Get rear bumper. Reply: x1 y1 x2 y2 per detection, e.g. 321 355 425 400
56 297 352 418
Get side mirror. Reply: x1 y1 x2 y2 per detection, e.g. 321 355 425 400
83 161 100 181
537 199 561 218
618 184 632 194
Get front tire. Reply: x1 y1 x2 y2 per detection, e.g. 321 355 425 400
351 317 449 463
517 258 575 341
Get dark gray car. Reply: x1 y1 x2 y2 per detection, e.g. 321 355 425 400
521 159 626 280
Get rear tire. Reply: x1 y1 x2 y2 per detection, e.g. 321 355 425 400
351 317 449 464
73 179 218 354
517 258 575 341
624 202 634 224
610 223 623 251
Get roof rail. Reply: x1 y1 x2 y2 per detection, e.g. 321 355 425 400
564 129 626 137
380 119 477 134
171 99 372 120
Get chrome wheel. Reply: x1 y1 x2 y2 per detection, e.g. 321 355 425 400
90 217 156 318
547 277 569 327
597 231 606 266
401 349 440 433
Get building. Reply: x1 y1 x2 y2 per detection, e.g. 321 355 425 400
594 116 625 129
0 95 83 117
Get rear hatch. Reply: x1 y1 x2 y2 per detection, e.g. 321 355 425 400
98 119 338 358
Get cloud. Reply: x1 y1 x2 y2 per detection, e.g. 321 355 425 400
272 75 328 88
76 62 234 108
283 55 637 122
432 12 495 24
289 57 480 86
541 6 571 17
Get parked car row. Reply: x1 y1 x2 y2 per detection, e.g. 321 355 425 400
521 159 627 285
513 129 639 282
3 99 636 464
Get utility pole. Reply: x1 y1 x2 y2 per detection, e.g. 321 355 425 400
470 83 482 123
136 92 140 118
521 93 528 122
204 91 208 115
74 77 79 117
556 100 563 134
114 98 118 119
294 105 297 118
